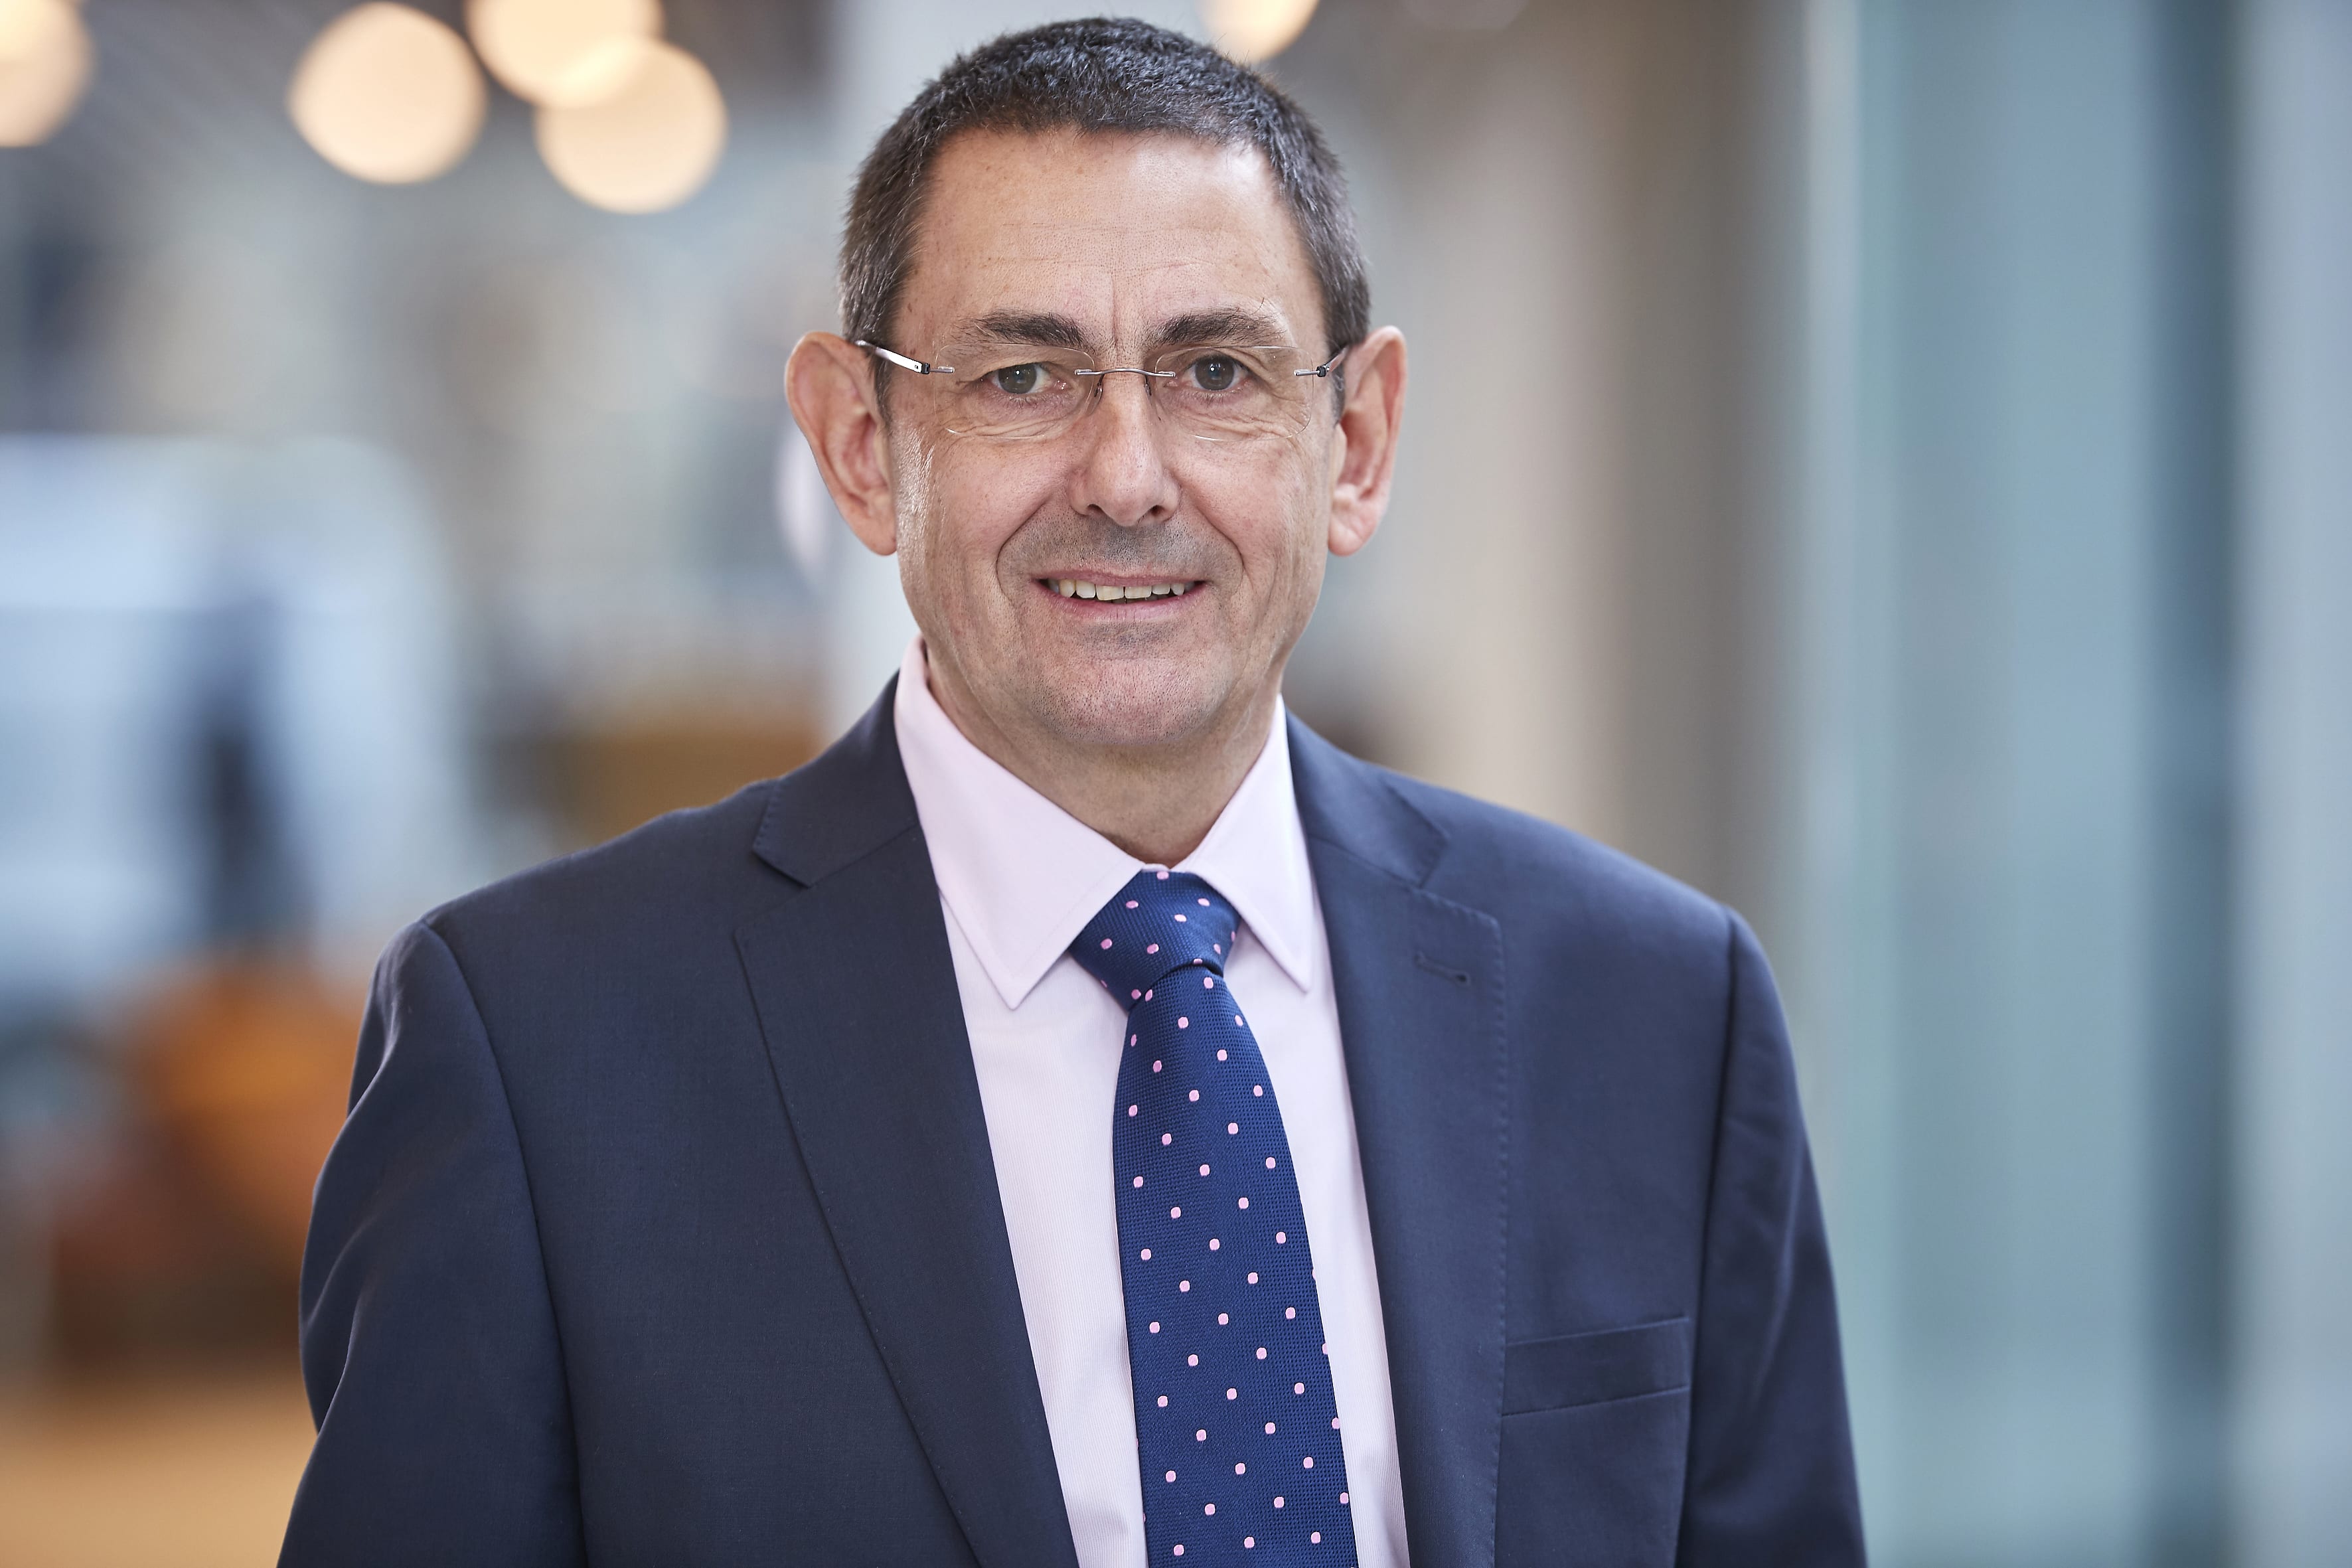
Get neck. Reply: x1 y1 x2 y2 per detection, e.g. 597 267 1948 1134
923 658 1277 866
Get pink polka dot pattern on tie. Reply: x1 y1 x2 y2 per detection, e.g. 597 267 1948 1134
1073 870 1354 1565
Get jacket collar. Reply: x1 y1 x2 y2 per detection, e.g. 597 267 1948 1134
751 674 920 888
751 682 1449 896
1284 713 1447 888
892 639 1323 1008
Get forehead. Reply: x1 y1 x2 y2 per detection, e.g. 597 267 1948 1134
900 129 1321 347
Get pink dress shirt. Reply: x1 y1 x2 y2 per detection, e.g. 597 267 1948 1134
892 639 1410 1568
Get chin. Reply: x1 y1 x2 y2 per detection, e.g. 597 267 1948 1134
1029 658 1234 751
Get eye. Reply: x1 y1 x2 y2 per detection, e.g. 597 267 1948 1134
1188 355 1241 393
990 362 1046 396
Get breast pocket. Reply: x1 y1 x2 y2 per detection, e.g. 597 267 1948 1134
1498 1318 1693 1567
1504 1316 1691 1413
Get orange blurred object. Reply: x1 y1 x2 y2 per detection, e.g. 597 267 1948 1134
0 1372 317 1568
542 708 821 850
128 962 361 1278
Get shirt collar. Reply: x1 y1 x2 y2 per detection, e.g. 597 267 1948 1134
892 637 1321 1012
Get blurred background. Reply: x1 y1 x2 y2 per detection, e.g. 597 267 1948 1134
0 0 2344 1563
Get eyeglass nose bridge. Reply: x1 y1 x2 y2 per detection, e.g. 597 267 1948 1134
1068 364 1178 431
1063 364 1180 443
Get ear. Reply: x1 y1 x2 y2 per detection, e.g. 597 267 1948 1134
1326 326 1407 558
783 332 900 556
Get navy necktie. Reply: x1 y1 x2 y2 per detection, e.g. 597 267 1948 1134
1071 871 1357 1565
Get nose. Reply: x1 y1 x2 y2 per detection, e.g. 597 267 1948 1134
1067 371 1182 528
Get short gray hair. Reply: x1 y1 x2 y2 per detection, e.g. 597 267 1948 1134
840 17 1372 367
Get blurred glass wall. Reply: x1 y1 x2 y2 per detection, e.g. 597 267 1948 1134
1 1 2345 1564
1749 5 2348 1563
1769 3 2238 1561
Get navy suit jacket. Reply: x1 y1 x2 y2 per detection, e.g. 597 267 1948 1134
283 685 1863 1566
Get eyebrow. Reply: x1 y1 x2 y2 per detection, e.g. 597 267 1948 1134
949 306 1300 357
962 311 1093 352
1149 307 1295 353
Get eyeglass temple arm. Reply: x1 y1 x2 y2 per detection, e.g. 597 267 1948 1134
1294 346 1352 378
854 340 955 375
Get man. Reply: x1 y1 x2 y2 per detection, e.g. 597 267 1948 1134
282 19 1861 1567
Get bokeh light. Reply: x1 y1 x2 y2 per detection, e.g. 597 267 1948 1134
1198 0 1318 64
533 40 724 215
467 0 661 110
0 0 92 147
288 3 485 185
0 0 68 61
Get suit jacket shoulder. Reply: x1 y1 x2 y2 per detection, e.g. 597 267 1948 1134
425 783 775 952
416 682 915 1000
1287 720 1735 1000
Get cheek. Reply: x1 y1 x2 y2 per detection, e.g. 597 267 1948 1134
903 443 1049 596
1188 455 1324 587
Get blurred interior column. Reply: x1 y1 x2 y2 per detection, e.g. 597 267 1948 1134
2234 3 2352 1563
1273 0 1759 876
1354 3 1634 840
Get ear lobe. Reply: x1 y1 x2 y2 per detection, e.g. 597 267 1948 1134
784 332 900 557
1326 326 1407 560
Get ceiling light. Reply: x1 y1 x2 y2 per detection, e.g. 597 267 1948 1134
289 3 486 184
468 0 661 108
0 0 92 147
534 40 724 214
1199 0 1319 64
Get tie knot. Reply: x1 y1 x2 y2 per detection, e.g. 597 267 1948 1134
1070 871 1239 1008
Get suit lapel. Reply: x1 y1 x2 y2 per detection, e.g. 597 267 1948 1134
1291 718 1510 1568
736 688 1079 1568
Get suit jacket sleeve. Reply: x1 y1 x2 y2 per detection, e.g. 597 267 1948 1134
1676 913 1866 1565
280 921 586 1567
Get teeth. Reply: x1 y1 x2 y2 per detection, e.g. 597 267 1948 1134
1050 578 1193 600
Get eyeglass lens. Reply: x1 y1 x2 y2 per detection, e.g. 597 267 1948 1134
918 344 1332 443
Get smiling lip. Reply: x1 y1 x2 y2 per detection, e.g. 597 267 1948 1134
1039 575 1200 601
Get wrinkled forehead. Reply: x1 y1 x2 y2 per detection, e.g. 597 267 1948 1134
898 129 1324 356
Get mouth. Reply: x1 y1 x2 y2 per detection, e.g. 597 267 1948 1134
1038 576 1200 601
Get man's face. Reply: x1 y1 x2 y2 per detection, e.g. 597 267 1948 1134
882 129 1349 757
